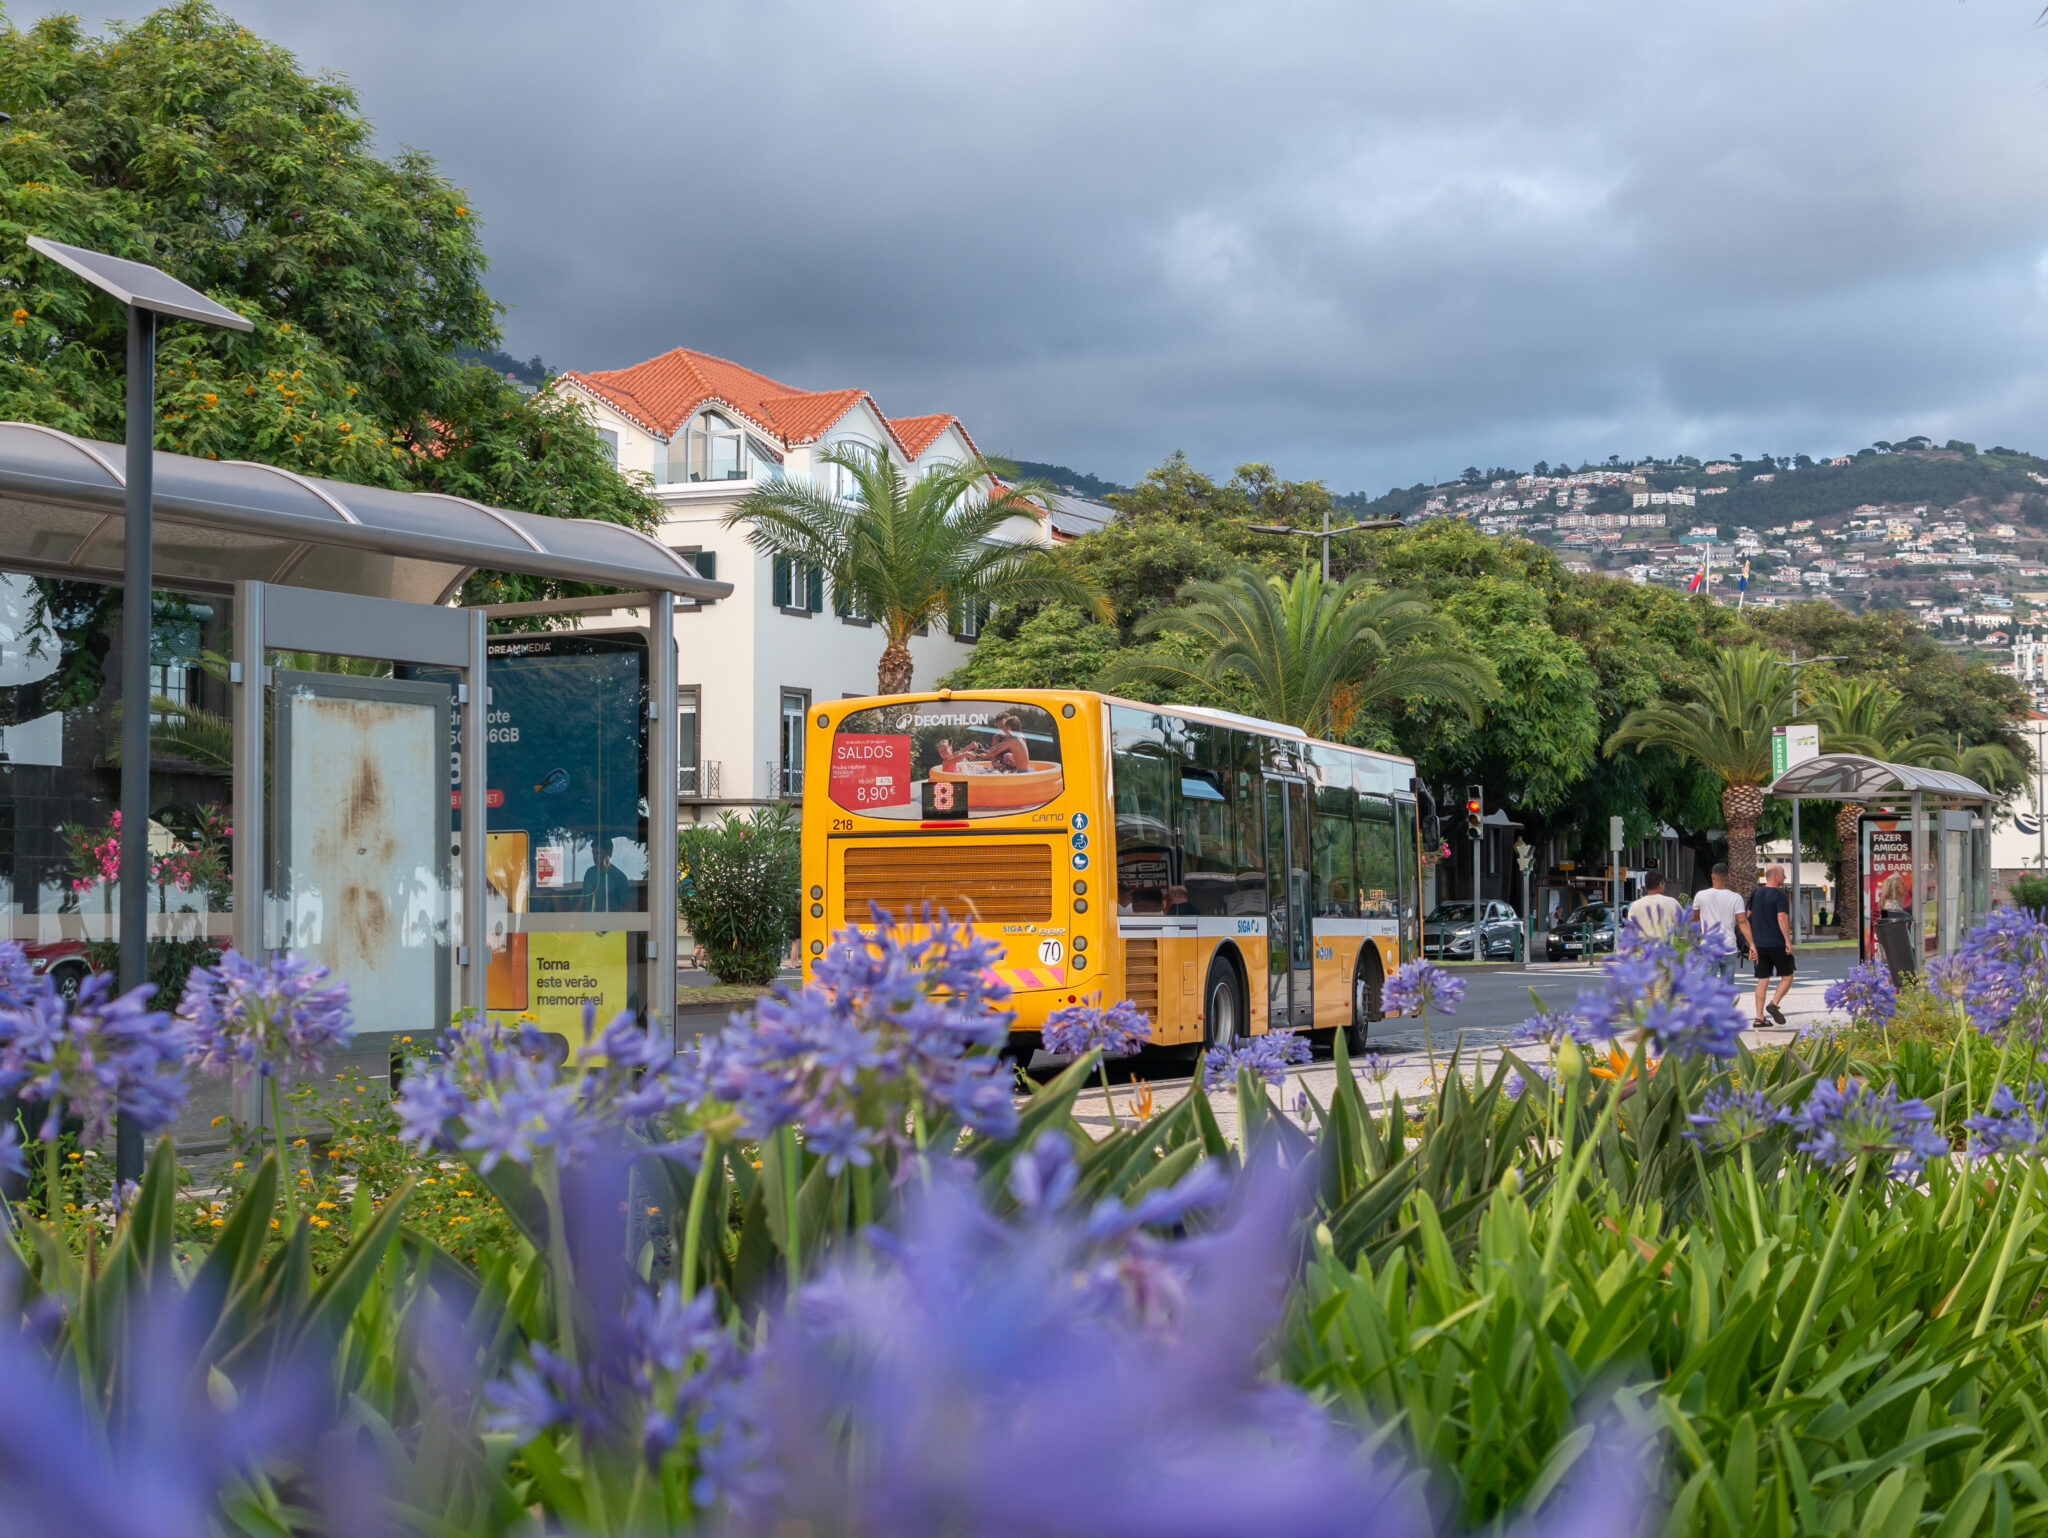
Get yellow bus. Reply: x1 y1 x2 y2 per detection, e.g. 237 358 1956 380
799 689 1424 1057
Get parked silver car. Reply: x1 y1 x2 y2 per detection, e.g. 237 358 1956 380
1422 899 1526 961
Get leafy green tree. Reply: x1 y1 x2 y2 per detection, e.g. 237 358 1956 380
0 3 655 605
1810 673 2022 929
940 604 1122 692
1606 645 1792 892
1746 603 2027 758
727 449 1108 694
1098 565 1495 740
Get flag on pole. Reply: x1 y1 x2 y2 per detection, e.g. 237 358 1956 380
1686 555 1706 593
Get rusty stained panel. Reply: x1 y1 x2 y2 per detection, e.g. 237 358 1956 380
278 688 447 1037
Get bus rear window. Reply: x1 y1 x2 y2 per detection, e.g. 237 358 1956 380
830 701 1065 820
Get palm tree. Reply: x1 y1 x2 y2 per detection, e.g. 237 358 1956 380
726 450 1109 695
1096 565 1495 738
1605 645 1791 892
1810 676 2025 924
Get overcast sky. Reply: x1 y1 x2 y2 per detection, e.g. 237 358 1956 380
53 0 2048 492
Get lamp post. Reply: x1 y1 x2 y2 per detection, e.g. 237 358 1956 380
1248 507 1403 579
27 237 251 1186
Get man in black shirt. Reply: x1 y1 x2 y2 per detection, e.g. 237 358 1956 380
1741 865 1795 1026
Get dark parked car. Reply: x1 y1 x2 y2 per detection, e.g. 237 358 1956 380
1422 899 1525 961
1546 902 1619 962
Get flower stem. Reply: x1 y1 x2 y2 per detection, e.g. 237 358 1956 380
1740 1141 1767 1249
42 1111 63 1253
1541 1072 1622 1283
1097 1055 1119 1132
678 1136 716 1296
1973 1157 2040 1338
537 1159 580 1367
270 1076 298 1232
780 1124 802 1291
1768 1153 1865 1401
1419 1003 1438 1090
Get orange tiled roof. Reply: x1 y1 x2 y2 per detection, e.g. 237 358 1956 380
560 345 928 455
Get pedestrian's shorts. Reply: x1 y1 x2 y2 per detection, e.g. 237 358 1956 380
1753 947 1795 979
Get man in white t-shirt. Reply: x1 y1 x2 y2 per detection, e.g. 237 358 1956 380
1626 867 1683 937
1691 862 1745 986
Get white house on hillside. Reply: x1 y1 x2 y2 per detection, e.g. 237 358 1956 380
550 345 1048 820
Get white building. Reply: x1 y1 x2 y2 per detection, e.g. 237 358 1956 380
550 346 1049 819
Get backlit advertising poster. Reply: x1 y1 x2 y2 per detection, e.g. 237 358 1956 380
405 633 648 1022
828 700 1064 820
1860 817 1924 960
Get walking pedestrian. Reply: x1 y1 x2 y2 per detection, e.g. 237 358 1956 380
1741 864 1796 1027
1691 863 1745 987
1625 867 1683 938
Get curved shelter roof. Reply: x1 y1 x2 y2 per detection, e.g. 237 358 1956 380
1768 752 1991 802
0 421 728 606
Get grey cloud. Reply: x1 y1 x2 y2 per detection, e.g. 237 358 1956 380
47 0 2048 486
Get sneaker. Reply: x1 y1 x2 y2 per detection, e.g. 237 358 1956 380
1766 1003 1787 1025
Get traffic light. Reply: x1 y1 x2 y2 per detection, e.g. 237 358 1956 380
1464 785 1483 839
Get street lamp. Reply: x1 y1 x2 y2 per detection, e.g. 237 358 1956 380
27 236 252 1186
1248 508 1404 579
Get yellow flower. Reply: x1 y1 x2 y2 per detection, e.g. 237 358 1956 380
293 1137 307 1146
316 1200 337 1210
232 1161 244 1170
11 308 25 324
279 322 290 331
210 1116 225 1128
67 1151 81 1161
421 1178 437 1185
211 1218 224 1227
203 392 216 405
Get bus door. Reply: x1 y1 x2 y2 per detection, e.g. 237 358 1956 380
1262 777 1314 1030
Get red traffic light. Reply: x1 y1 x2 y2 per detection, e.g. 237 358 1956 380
1464 799 1481 816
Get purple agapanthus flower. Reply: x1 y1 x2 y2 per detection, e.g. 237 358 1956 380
484 1277 761 1498
1965 1081 2048 1158
742 1157 1434 1538
1520 916 1744 1062
0 1123 24 1183
685 910 1019 1165
1787 1077 1948 1180
180 949 352 1089
1683 1086 1780 1151
1934 907 2048 1040
397 1004 699 1173
1504 1062 1556 1101
0 971 187 1145
0 941 37 1011
1042 995 1151 1059
1823 959 1897 1029
1381 959 1464 1018
1201 1030 1312 1093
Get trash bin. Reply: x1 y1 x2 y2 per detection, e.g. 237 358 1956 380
1873 910 1917 986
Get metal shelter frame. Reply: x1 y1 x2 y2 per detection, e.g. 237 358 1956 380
1766 753 1994 954
0 422 728 1048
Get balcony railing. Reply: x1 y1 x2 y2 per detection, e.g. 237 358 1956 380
681 760 719 799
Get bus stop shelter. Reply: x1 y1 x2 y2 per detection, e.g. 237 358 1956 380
0 421 728 1079
1766 752 1994 960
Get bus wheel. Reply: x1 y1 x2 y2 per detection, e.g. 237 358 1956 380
1346 947 1384 1055
1202 955 1244 1056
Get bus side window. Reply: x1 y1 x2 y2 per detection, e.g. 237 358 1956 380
1312 780 1355 918
1110 706 1174 915
1358 794 1398 922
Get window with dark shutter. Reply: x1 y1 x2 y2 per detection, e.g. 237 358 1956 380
772 555 791 608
